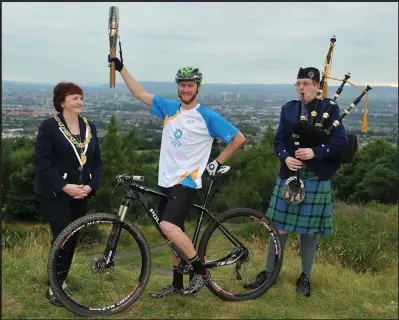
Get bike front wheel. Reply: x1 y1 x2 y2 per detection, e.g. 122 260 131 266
198 208 283 301
47 213 151 317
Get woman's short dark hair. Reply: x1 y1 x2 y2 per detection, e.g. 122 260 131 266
53 82 83 112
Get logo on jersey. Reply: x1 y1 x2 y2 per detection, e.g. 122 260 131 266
170 128 183 147
174 129 182 140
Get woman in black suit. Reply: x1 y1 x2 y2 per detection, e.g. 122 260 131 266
34 82 102 306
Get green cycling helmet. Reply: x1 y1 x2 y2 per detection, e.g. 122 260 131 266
175 67 203 84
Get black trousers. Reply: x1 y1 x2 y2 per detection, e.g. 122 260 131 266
36 194 89 284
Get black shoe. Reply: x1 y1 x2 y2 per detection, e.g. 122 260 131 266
150 284 183 298
296 272 311 297
45 288 63 307
243 271 272 289
181 271 211 296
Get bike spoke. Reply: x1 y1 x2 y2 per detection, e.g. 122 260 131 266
199 210 282 299
50 218 148 313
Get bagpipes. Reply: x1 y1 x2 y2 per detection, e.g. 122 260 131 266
283 35 372 205
108 6 123 88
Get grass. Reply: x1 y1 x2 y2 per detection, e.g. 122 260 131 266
2 202 398 319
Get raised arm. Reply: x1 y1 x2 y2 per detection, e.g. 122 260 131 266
109 57 154 107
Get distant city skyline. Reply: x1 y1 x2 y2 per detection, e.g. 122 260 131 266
2 2 398 87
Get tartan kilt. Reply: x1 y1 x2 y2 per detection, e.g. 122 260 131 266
266 168 334 235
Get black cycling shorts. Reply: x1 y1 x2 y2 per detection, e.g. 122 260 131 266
157 184 197 231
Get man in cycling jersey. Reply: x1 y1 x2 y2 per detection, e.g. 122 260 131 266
108 56 247 297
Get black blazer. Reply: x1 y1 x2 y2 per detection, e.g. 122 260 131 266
34 112 102 201
274 99 348 180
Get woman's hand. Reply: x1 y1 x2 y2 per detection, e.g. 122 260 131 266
73 185 92 199
62 184 87 199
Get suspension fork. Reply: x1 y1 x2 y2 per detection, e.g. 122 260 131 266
102 199 131 265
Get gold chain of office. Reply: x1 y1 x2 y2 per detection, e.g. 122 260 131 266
53 115 92 148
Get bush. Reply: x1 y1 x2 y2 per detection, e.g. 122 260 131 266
316 202 398 273
332 138 398 204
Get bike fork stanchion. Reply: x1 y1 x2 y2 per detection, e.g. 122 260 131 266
102 199 131 266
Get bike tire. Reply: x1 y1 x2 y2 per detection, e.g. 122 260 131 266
198 208 283 301
47 213 151 317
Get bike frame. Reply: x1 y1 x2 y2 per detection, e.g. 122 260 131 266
110 175 250 269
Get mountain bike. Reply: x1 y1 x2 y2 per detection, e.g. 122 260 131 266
47 166 283 316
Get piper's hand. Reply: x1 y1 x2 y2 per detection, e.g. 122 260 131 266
295 148 315 160
108 55 124 72
206 159 222 177
285 157 302 171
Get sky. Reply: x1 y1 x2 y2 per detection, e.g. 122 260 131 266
2 2 398 86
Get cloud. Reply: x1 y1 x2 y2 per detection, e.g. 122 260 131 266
2 2 398 85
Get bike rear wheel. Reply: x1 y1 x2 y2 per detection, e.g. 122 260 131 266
198 208 283 301
47 213 151 316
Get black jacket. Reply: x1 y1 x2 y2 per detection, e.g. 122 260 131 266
34 113 102 201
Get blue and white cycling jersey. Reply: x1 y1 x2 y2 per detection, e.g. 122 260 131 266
152 95 239 189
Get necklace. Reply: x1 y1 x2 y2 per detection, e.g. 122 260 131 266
75 133 87 165
53 115 91 165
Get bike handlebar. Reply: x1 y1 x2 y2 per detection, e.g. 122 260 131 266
116 174 144 184
115 166 230 185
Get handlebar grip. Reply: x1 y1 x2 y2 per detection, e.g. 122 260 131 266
131 175 144 181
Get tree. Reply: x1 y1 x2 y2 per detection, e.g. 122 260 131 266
210 124 279 213
122 129 139 175
93 115 127 212
1 137 39 222
332 138 398 204
4 163 42 222
1 137 36 205
210 139 221 160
